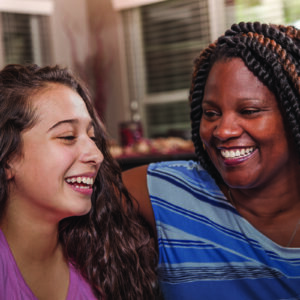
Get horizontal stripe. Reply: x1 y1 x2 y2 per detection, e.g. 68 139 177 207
158 265 283 283
147 160 300 299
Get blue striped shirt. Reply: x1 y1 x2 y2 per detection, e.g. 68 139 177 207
148 160 300 300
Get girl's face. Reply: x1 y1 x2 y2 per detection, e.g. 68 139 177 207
200 58 298 190
7 84 103 223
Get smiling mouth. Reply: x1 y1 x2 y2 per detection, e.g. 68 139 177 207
65 176 94 190
220 147 255 159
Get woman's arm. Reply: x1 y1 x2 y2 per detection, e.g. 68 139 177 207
122 165 156 234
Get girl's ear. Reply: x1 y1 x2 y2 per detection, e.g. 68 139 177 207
5 165 14 180
5 155 18 181
5 151 22 181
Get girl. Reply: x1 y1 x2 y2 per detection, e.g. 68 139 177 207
0 64 157 299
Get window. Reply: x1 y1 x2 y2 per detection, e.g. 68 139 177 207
2 12 52 66
122 0 300 139
123 0 214 138
234 0 300 25
141 0 210 94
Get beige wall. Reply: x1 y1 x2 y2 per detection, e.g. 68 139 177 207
16 0 128 141
51 0 90 69
51 0 129 141
85 0 130 141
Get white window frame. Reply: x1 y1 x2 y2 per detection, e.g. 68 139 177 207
0 0 54 67
122 0 226 136
0 0 53 15
112 0 166 11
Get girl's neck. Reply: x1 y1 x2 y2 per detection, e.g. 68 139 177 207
1 212 61 263
1 220 69 300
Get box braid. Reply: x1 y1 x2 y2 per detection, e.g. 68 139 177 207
190 21 300 183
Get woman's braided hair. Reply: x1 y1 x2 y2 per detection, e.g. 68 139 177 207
190 21 300 182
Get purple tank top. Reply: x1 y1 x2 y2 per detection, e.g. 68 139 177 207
0 229 97 299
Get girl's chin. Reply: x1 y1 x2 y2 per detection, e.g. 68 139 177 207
61 207 92 219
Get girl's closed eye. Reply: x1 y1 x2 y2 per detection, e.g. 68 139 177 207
58 135 76 143
88 126 97 142
61 136 75 140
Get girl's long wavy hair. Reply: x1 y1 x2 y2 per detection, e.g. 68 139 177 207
0 64 157 299
190 21 300 182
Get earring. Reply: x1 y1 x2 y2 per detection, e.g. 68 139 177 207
202 142 206 151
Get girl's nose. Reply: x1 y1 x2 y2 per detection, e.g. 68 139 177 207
80 138 104 167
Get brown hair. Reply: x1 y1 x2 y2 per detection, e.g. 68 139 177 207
0 64 157 299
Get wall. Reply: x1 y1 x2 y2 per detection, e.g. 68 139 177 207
85 0 130 142
50 0 90 69
0 0 127 141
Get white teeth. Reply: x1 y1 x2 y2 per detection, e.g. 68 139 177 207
66 176 94 186
221 147 255 159
75 185 89 189
81 177 93 185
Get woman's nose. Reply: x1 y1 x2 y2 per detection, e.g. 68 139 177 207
213 114 242 141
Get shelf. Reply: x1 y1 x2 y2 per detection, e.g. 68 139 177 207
117 151 197 171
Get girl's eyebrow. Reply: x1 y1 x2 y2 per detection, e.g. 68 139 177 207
47 119 94 132
47 119 78 132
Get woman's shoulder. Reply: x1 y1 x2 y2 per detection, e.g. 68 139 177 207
122 160 208 205
148 159 201 171
148 160 216 188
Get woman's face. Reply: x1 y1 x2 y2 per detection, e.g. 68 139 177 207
200 58 298 189
7 84 103 223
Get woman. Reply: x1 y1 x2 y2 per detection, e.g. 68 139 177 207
123 22 300 299
0 64 157 299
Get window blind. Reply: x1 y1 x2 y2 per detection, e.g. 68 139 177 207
141 0 210 94
123 0 210 138
2 12 52 66
146 101 191 138
122 0 300 139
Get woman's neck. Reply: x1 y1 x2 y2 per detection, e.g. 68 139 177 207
225 176 300 247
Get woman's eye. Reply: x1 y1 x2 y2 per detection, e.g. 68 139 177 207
241 109 260 115
90 136 96 142
203 110 219 118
